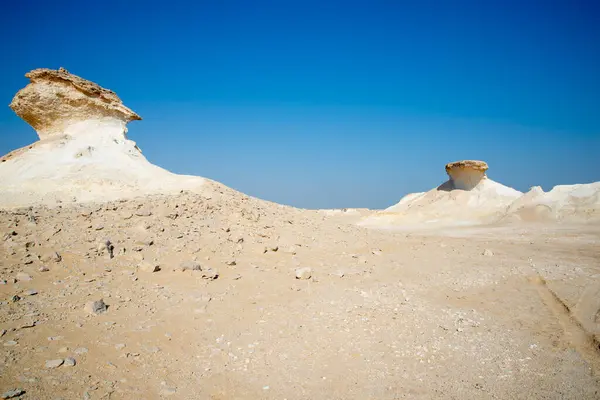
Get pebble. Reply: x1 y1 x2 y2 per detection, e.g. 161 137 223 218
138 261 160 273
63 357 76 367
1 388 25 399
295 267 312 280
135 209 152 217
84 299 107 315
482 249 494 257
202 268 219 280
180 261 201 271
45 359 64 369
39 251 61 263
15 273 32 282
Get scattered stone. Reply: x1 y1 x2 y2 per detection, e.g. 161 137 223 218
15 273 32 282
97 239 114 258
482 249 494 257
1 389 25 399
371 249 382 256
138 261 160 273
180 261 201 272
295 267 312 280
63 357 76 367
135 209 152 217
160 387 177 396
225 260 236 266
115 343 126 350
19 320 37 329
0 280 6 285
38 266 49 272
74 347 88 355
201 268 219 280
24 289 38 296
11 295 21 303
84 299 107 315
0 329 6 337
45 359 64 369
39 251 61 263
4 340 18 347
48 336 63 341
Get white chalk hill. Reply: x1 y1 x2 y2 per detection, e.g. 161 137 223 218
361 160 600 228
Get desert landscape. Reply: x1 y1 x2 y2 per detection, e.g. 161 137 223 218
0 68 599 400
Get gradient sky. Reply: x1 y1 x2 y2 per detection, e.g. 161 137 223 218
1 0 599 209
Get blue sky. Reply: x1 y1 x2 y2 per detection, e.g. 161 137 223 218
0 0 598 209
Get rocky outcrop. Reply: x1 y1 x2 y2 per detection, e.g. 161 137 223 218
9 67 141 140
1 67 207 208
359 160 522 228
445 160 489 190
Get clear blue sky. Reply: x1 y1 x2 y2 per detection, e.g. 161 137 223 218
1 0 599 209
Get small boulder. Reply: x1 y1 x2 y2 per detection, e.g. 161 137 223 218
482 249 494 257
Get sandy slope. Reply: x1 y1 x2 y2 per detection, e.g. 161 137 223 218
1 192 599 399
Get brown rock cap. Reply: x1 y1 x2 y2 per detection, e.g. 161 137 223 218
445 160 489 174
445 160 489 190
9 67 141 139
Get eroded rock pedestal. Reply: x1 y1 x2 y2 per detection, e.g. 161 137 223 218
445 160 489 190
1 67 207 208
9 67 141 140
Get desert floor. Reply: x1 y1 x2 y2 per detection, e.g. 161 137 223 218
1 187 599 399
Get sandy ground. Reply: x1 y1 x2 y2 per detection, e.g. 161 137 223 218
1 187 599 399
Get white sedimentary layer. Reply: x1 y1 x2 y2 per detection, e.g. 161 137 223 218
0 118 205 207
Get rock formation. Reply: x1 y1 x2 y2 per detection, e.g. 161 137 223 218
9 67 141 140
445 160 489 190
360 160 522 228
0 67 208 208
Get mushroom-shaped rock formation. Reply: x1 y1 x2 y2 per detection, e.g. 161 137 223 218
9 67 141 140
359 160 522 228
445 160 489 190
0 67 210 208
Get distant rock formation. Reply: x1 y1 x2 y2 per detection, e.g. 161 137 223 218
445 160 489 190
9 67 141 140
359 160 523 228
360 158 600 228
